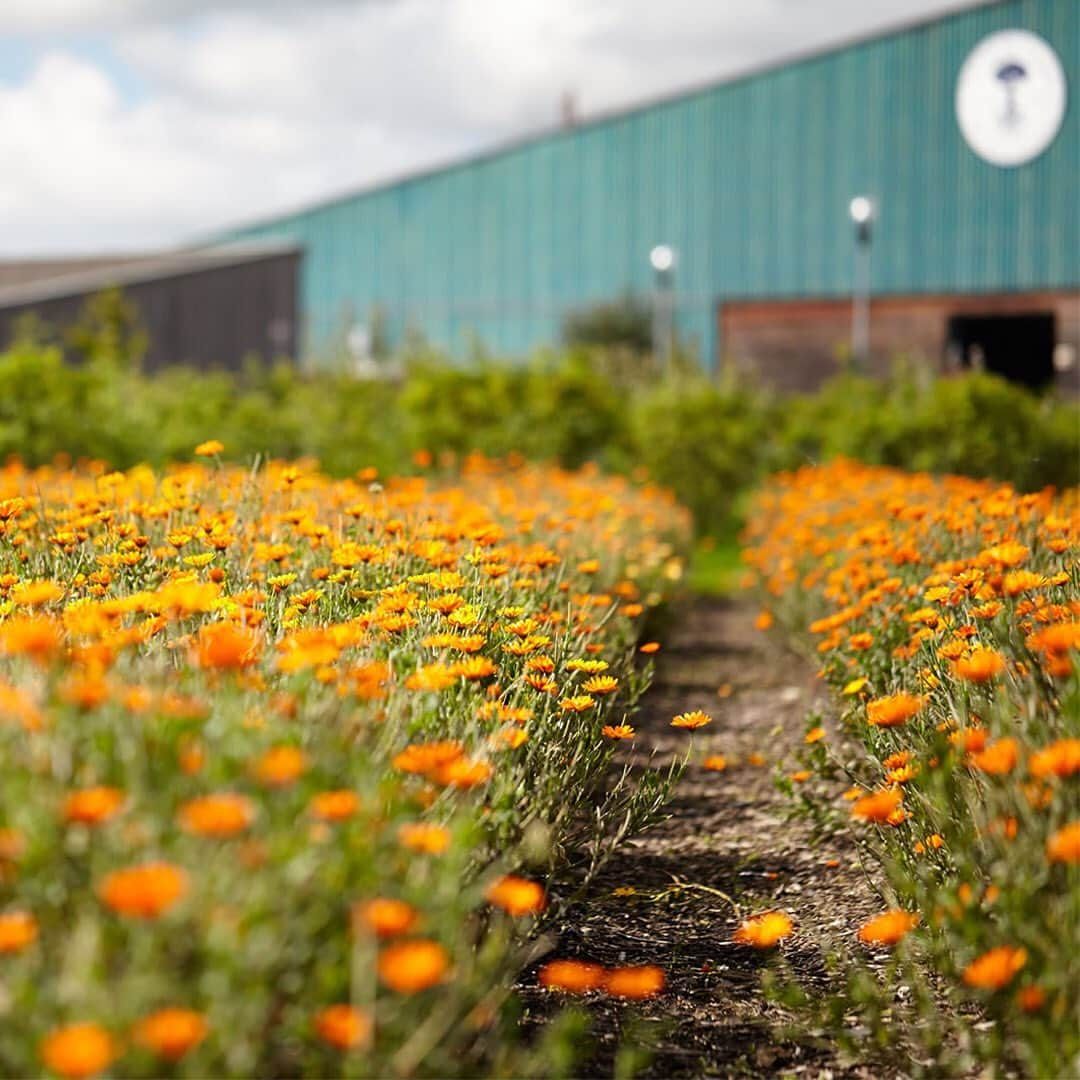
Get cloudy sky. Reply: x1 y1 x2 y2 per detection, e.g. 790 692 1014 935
2 0 967 255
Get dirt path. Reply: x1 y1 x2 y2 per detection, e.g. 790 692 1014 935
522 597 894 1078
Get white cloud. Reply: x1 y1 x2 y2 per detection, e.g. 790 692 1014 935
1 0 963 253
0 0 362 34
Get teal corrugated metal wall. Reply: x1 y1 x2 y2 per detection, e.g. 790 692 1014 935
223 0 1078 367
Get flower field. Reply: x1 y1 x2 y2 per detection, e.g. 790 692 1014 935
743 460 1078 1074
0 451 690 1077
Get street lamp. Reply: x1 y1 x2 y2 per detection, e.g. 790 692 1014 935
650 245 676 373
848 196 875 369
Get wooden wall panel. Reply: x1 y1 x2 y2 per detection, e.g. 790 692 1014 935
720 291 1080 393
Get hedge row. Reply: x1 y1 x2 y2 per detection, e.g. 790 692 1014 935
3 335 1076 534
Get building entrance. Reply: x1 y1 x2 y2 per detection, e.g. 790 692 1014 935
946 313 1055 389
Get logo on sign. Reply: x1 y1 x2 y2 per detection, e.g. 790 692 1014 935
955 30 1067 167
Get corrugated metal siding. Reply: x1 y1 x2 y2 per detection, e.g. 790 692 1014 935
0 252 301 372
223 0 1078 367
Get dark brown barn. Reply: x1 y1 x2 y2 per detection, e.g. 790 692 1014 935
0 244 302 372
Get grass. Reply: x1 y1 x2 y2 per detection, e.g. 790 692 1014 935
688 533 743 598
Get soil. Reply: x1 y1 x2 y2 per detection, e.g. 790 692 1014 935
519 597 902 1079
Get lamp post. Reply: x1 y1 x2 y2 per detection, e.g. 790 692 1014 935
848 196 875 370
650 244 676 374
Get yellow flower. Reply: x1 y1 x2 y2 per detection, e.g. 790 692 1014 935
559 695 596 712
671 710 712 730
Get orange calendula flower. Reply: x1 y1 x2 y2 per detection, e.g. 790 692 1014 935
0 615 64 663
1029 738 1080 779
254 745 308 787
393 741 464 776
602 724 635 739
489 726 529 750
0 909 38 953
377 939 449 994
397 822 451 854
604 965 666 999
857 910 919 946
39 1023 116 1079
178 739 206 775
133 1008 208 1061
1002 570 1047 597
193 440 224 456
98 862 188 919
969 737 1019 775
432 756 493 788
734 911 794 948
352 898 419 938
804 726 826 744
450 657 497 680
12 580 65 607
1046 821 1080 864
1017 985 1047 1013
702 754 727 771
1026 622 1080 658
63 787 125 826
952 648 1005 682
485 875 546 917
951 726 987 754
309 790 361 822
671 710 712 730
962 945 1026 990
191 622 259 670
754 611 774 631
851 787 904 823
886 763 919 784
866 693 923 727
404 663 457 692
59 674 111 711
638 642 660 654
0 681 43 730
313 1004 372 1051
178 793 255 838
978 541 1029 568
0 827 25 861
538 959 606 994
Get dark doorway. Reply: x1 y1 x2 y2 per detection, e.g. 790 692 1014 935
946 312 1055 388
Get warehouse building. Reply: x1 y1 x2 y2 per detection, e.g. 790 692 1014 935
0 244 301 372
219 0 1077 390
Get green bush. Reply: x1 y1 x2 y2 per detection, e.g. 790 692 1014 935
624 379 774 535
562 293 654 353
779 373 1079 491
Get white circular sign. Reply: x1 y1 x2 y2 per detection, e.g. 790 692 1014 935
955 30 1067 167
